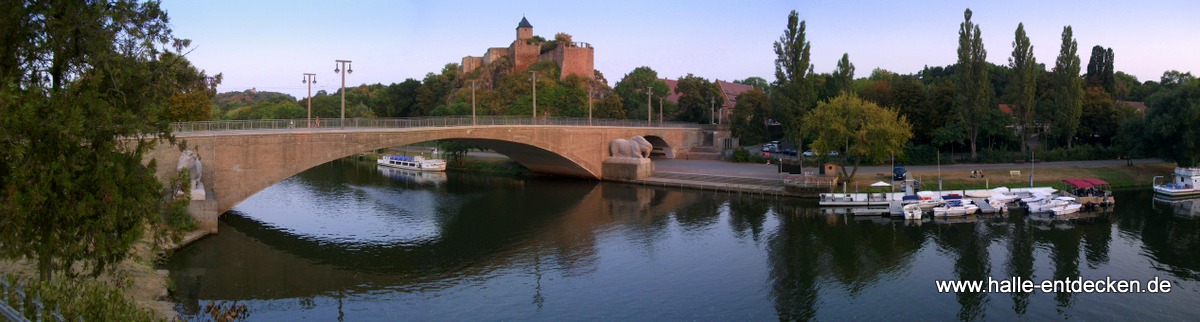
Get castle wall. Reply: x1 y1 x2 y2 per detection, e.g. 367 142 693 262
483 47 507 65
460 56 483 75
541 43 594 80
511 41 540 72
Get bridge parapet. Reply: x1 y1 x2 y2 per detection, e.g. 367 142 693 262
172 116 701 133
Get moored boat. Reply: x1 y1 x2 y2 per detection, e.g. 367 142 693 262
902 204 924 220
1153 167 1200 198
377 155 447 172
933 199 978 217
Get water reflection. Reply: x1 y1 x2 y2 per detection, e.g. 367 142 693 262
168 160 1200 320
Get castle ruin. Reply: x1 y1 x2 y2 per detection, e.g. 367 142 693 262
460 17 595 81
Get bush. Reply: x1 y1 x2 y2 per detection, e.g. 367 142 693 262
729 149 767 163
2 274 160 321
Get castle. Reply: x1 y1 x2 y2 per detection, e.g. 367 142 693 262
460 17 595 81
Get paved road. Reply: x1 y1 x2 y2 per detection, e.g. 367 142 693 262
653 157 1165 180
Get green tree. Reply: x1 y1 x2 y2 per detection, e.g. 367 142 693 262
771 10 816 146
0 0 187 280
1143 77 1200 166
1086 46 1116 93
734 77 770 93
1051 26 1084 149
731 88 770 144
613 66 669 121
674 74 723 123
801 94 913 182
954 8 992 160
1008 22 1037 153
830 53 855 96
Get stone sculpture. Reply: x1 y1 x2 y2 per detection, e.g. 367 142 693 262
609 135 653 159
176 149 206 200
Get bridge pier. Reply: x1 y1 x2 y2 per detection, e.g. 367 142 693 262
602 157 654 181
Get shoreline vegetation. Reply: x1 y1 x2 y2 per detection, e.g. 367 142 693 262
843 162 1173 193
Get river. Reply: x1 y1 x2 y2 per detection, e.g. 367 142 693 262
166 158 1200 320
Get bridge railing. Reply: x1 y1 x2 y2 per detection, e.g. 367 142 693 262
171 116 703 133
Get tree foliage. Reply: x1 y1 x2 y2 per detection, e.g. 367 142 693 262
0 0 189 279
1143 77 1200 166
1008 22 1037 153
830 53 855 96
801 94 913 182
954 8 992 160
1051 26 1084 149
771 10 816 145
674 74 723 123
1086 45 1116 93
731 88 770 144
613 66 669 121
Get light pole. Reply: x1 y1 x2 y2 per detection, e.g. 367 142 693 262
530 71 538 124
645 86 652 124
302 73 316 128
587 83 593 125
469 80 477 126
710 96 715 124
334 60 352 129
658 97 664 125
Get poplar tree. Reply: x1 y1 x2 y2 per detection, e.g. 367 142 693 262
0 0 189 280
954 8 991 160
831 53 856 96
772 10 815 145
1008 23 1037 153
1052 26 1084 149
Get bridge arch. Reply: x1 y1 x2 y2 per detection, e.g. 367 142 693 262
152 125 705 217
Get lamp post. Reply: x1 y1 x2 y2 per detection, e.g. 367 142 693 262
710 96 715 124
530 71 538 124
587 83 593 126
469 80 477 126
658 97 664 125
302 73 316 128
645 86 652 124
334 60 352 129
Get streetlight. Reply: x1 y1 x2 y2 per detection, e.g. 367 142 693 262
645 86 652 124
530 71 538 124
710 96 715 124
469 80 477 126
334 59 352 129
658 97 664 125
587 83 594 126
302 73 316 128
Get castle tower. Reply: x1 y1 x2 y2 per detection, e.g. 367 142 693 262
516 16 533 41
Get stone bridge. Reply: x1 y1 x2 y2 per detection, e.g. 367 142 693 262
149 117 716 231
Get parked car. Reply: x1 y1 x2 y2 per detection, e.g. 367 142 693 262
893 163 907 181
761 144 774 152
802 150 815 157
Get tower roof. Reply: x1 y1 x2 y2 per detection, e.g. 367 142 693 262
517 16 533 29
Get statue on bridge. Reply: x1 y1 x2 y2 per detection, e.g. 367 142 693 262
176 149 206 200
609 136 653 160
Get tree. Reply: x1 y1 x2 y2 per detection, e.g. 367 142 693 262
771 10 816 146
955 8 992 160
1143 78 1200 166
1085 45 1115 93
1051 26 1084 149
613 66 669 120
830 53 855 96
731 88 770 144
734 77 770 93
0 0 188 280
1008 22 1037 153
801 94 913 182
674 74 723 123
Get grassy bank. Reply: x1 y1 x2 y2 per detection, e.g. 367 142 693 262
843 162 1175 192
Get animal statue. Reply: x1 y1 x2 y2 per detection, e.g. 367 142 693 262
609 135 654 159
176 149 204 195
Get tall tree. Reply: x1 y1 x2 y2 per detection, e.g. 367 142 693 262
674 74 723 123
801 94 913 182
0 0 189 280
1143 77 1200 166
731 88 770 144
1008 23 1037 153
613 66 669 120
772 10 816 144
1051 26 1084 149
1085 45 1115 93
954 8 992 160
831 53 855 96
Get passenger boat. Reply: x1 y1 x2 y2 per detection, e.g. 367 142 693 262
377 155 447 172
1153 167 1200 198
933 199 979 217
1062 178 1115 206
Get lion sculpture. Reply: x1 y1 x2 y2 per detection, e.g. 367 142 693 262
176 149 206 200
609 136 654 159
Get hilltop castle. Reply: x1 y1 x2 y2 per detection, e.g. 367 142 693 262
460 17 595 80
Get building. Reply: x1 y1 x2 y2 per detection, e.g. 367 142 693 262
460 17 595 81
659 78 755 123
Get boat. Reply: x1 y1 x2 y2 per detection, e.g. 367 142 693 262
377 155 447 172
902 204 924 220
1153 167 1200 198
933 199 979 217
1051 203 1083 216
1061 178 1115 207
377 165 448 184
1028 197 1072 213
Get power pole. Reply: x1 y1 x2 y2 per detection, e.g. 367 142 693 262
302 73 316 128
334 60 352 129
469 80 477 126
530 71 538 124
659 97 663 125
646 86 652 124
587 83 593 125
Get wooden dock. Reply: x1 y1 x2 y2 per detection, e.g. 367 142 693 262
969 198 1001 214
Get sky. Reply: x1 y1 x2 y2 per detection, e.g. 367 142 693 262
160 0 1200 99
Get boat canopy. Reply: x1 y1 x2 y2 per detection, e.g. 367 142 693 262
1062 178 1110 189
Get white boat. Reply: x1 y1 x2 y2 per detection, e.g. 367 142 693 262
902 204 924 220
1051 203 1083 215
1153 167 1200 198
377 155 447 172
933 199 979 217
1028 197 1071 213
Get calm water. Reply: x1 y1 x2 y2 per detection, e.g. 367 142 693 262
167 159 1200 321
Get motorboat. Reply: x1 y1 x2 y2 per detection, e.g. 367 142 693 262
933 199 979 217
1153 167 1200 198
1028 196 1072 213
377 155 447 172
902 204 924 220
1051 203 1083 216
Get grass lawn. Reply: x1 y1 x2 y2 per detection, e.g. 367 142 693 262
844 162 1175 192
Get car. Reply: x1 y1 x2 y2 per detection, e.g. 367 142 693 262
802 150 815 157
829 151 838 157
761 144 775 152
